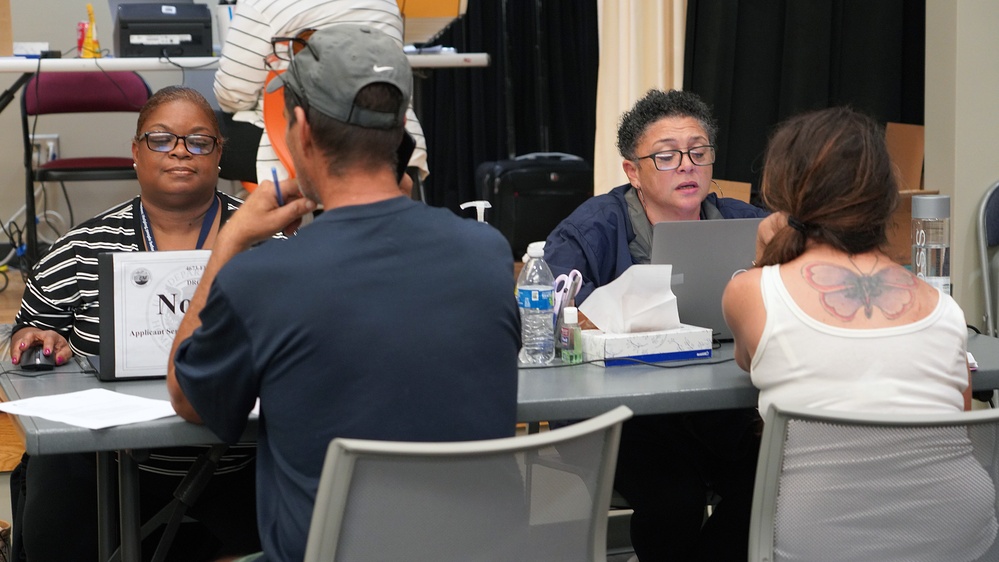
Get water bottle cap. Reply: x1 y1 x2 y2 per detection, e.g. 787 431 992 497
564 306 578 324
526 242 545 258
912 195 950 219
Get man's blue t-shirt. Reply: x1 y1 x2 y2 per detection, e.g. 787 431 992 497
174 196 521 562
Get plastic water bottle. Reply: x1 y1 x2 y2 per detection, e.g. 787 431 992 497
517 243 555 364
912 195 951 295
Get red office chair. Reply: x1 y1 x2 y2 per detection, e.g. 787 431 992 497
20 71 151 262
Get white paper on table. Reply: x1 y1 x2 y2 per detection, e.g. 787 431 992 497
0 388 176 430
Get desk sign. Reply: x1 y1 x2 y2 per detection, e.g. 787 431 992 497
98 250 210 380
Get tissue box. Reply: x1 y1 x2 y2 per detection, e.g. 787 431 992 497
581 325 713 366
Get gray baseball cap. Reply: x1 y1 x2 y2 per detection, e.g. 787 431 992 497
266 24 411 129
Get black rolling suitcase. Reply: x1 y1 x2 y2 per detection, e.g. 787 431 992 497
475 152 592 258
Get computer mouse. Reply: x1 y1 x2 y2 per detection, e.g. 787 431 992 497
19 347 56 371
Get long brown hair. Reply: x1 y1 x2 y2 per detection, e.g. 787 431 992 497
758 107 899 266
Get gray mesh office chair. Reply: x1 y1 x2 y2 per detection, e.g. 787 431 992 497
978 180 999 336
750 403 999 562
304 405 633 562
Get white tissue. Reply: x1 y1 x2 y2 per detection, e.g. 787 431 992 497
578 264 681 333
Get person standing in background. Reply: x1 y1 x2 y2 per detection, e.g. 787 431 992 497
213 0 428 192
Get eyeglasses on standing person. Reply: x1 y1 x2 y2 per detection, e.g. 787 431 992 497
270 29 318 61
266 29 319 110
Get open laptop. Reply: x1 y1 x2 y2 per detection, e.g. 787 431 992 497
650 218 764 341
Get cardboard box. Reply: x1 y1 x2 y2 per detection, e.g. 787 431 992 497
0 0 12 57
886 122 924 191
581 325 713 367
398 0 467 44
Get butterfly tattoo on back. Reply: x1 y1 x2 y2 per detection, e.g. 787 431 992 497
802 262 917 320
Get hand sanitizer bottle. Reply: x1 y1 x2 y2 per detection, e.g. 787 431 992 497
559 306 583 365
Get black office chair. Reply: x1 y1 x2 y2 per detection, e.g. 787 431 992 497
20 71 151 264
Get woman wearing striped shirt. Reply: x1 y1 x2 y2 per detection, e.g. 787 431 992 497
8 86 260 561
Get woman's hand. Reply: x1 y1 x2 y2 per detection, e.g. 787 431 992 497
10 327 72 366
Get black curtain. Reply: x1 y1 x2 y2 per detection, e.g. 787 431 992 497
683 0 925 201
417 0 599 212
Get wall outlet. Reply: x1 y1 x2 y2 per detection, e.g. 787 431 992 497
29 133 60 169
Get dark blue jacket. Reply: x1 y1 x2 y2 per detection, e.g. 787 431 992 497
544 184 769 302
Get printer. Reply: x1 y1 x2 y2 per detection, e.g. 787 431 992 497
113 3 212 57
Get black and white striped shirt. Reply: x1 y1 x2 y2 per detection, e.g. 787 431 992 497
14 192 255 476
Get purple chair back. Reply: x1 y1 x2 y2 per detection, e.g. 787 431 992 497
24 71 151 116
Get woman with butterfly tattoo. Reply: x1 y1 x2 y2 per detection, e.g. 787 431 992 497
723 107 996 560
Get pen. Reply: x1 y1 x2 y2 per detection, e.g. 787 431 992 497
272 167 285 206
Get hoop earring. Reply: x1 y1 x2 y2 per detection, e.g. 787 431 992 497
709 179 722 197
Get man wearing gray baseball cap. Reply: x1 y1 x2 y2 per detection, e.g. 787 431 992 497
168 24 522 562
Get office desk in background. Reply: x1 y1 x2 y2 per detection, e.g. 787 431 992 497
0 52 490 74
2 333 999 561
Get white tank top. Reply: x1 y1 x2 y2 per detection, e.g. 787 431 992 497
753 266 996 561
752 264 968 417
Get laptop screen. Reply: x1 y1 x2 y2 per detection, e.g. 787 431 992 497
650 218 763 341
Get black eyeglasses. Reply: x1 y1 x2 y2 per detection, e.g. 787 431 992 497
267 29 318 111
637 146 716 171
270 29 318 62
141 132 219 155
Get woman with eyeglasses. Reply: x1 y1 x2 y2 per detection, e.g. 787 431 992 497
543 89 769 561
8 86 260 561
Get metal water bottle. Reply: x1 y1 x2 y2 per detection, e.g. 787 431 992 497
911 195 951 295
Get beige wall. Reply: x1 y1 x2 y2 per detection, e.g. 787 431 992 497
0 0 223 248
925 0 999 331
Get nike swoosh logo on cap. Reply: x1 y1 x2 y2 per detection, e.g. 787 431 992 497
373 65 393 72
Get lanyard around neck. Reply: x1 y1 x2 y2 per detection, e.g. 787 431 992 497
139 195 220 252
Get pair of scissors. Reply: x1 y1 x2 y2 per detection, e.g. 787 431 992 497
554 269 583 317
